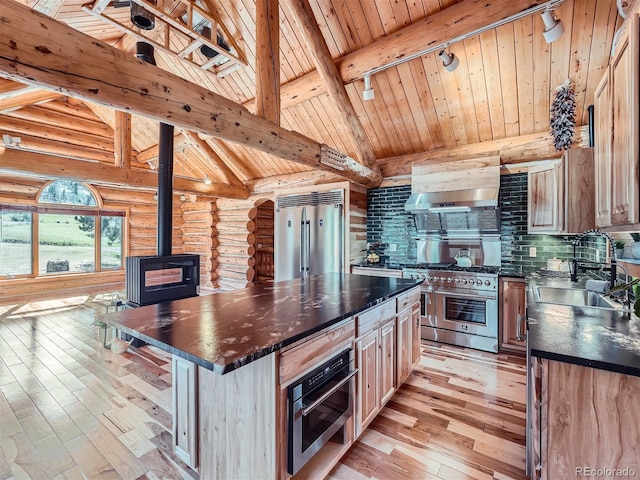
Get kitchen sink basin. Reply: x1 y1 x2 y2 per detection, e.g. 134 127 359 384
534 286 618 309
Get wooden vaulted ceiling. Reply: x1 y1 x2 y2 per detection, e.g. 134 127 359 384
0 0 626 196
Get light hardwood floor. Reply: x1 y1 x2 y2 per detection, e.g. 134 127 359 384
1 292 527 480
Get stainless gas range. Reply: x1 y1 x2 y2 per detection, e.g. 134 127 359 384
402 264 499 353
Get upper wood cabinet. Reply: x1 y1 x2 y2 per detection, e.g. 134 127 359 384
594 11 640 230
528 149 595 234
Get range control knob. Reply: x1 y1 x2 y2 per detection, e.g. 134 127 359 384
455 278 460 284
462 279 468 285
485 280 491 286
447 277 453 283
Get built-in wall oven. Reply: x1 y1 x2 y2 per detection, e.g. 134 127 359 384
287 348 357 475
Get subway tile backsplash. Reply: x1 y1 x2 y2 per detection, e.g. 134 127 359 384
365 174 607 274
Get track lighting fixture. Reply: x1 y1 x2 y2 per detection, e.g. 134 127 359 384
438 49 459 72
362 74 374 101
541 9 564 43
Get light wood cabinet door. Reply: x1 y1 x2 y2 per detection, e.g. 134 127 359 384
610 12 640 227
594 68 612 228
528 160 563 233
411 302 421 366
379 319 396 407
172 355 198 470
500 278 526 353
356 329 379 436
395 308 412 388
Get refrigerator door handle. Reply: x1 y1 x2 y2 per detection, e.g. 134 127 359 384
305 219 311 273
300 208 306 273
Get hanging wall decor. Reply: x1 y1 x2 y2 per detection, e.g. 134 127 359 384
550 79 576 150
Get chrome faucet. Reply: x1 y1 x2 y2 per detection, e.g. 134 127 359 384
570 229 617 283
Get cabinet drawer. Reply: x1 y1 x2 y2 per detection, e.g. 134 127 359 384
279 319 355 385
396 287 421 313
356 300 395 336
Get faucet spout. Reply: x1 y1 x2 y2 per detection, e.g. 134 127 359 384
570 229 617 284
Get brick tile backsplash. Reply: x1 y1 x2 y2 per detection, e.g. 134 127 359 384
365 175 607 274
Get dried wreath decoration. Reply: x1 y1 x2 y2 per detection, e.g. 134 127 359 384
550 79 576 151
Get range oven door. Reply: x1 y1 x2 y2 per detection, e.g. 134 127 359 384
287 353 357 475
433 288 498 337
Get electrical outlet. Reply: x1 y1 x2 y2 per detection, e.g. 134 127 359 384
389 244 397 252
529 247 537 257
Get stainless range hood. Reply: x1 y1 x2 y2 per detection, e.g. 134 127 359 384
405 170 501 235
404 187 499 213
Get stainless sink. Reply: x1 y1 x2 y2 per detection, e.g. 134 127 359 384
534 286 618 309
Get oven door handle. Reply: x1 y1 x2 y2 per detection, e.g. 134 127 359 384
434 290 496 301
301 369 358 417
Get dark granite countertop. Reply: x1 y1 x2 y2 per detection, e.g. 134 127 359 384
526 276 640 377
102 273 421 375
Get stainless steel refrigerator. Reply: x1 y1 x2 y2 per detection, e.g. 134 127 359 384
274 190 344 281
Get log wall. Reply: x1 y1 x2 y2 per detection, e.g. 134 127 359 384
254 200 274 283
0 174 215 298
214 196 267 291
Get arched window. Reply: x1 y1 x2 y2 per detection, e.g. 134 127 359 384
0 180 124 278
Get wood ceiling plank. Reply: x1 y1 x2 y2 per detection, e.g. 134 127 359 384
250 0 549 110
255 0 280 124
567 0 597 127
181 130 244 187
0 0 380 187
136 134 189 164
479 30 506 140
582 0 619 126
513 16 535 136
282 0 381 174
421 53 456 150
497 23 520 138
532 10 551 134
464 36 492 143
407 52 444 150
387 65 427 152
438 48 468 146
0 148 249 198
310 0 351 57
203 138 262 181
344 82 390 158
451 42 481 144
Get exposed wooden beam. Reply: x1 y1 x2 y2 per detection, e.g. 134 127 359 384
255 0 280 124
136 134 190 164
0 149 249 199
180 130 244 187
3 105 113 137
0 116 114 151
0 0 381 187
0 132 116 163
200 136 262 180
282 0 380 174
0 78 26 95
0 89 62 113
246 170 343 194
114 110 132 169
246 0 547 111
379 126 590 178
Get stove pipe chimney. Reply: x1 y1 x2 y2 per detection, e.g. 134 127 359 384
136 42 174 256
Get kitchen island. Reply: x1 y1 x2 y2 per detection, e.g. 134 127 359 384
103 273 422 479
525 277 640 479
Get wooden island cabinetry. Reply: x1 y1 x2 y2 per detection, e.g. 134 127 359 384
528 357 640 479
169 283 421 480
527 148 595 234
499 277 526 353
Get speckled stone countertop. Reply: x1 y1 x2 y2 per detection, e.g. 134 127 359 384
526 276 640 377
102 273 421 375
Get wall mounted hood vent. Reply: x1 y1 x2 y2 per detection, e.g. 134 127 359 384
404 187 499 212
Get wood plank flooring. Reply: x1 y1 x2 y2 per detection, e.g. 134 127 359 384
1 292 527 480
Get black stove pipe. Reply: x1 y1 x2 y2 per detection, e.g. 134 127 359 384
136 42 174 256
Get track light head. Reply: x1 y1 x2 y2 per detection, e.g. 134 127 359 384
438 49 459 72
362 74 374 101
541 9 564 43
